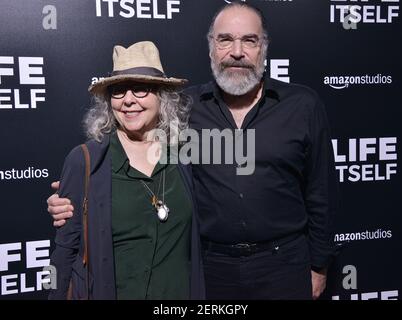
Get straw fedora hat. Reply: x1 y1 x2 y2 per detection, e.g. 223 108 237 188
88 41 187 95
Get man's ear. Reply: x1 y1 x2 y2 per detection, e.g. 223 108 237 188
209 48 214 60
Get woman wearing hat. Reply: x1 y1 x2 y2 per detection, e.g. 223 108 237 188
48 41 205 300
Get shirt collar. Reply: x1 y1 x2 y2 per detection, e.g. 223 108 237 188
110 132 171 177
110 132 129 173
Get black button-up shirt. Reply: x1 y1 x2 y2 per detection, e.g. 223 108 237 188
185 76 338 268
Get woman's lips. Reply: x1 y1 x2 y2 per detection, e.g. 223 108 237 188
121 110 143 119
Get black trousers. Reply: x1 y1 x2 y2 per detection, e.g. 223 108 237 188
202 234 312 300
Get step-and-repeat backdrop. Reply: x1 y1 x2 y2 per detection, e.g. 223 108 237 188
0 0 400 300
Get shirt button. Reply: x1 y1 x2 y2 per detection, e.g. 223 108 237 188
239 193 244 199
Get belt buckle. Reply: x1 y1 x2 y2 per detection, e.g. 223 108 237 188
232 243 256 257
232 243 250 249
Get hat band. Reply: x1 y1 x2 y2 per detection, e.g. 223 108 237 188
111 67 166 78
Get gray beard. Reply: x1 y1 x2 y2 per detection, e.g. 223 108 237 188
211 60 265 96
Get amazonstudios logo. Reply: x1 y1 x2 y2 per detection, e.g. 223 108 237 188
324 74 392 90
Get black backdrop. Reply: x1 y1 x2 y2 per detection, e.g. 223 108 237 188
0 0 401 300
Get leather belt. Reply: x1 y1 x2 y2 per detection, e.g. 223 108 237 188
202 233 302 257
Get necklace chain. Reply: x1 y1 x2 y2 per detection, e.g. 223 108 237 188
140 169 165 206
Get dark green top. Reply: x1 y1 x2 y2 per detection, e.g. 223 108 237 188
109 133 192 299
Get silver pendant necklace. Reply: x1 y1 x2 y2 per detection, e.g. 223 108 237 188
140 170 169 222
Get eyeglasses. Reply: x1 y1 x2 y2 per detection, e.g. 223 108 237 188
109 84 153 99
212 34 262 50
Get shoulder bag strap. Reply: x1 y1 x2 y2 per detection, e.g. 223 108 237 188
80 144 90 299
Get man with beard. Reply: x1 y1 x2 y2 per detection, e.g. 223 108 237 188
185 2 338 300
47 2 338 299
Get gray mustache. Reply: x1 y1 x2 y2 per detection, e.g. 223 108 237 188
221 61 254 69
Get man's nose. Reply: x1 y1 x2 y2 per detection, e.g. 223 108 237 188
230 39 245 59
